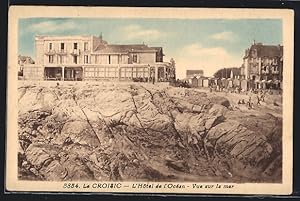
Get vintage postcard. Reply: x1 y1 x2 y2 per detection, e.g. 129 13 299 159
6 6 294 194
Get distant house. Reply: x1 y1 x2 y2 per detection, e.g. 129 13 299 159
18 55 35 77
186 70 204 79
22 35 175 81
18 55 35 69
240 41 283 81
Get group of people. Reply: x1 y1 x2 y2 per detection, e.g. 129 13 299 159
209 85 243 94
237 90 267 109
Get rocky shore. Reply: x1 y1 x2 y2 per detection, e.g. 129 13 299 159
17 82 282 182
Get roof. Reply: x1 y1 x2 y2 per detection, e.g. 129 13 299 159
245 43 283 58
186 70 204 75
152 47 163 51
94 44 159 53
35 35 91 41
18 55 34 62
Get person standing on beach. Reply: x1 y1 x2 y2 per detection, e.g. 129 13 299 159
248 96 253 109
257 95 261 105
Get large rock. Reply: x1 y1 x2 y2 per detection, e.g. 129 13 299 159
17 83 282 182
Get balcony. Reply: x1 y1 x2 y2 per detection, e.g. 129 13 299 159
71 49 80 56
82 49 91 53
271 71 279 74
57 49 67 55
45 49 56 56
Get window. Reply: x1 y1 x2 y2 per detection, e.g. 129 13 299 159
58 56 64 64
137 68 144 77
61 43 65 50
84 55 89 64
108 55 111 64
49 55 54 63
99 67 105 77
251 49 257 58
144 67 149 78
132 54 138 63
84 42 89 51
125 68 133 79
49 43 52 50
73 56 78 64
74 43 78 50
107 68 117 78
132 68 137 78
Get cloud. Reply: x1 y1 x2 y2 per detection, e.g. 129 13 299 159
27 21 78 34
121 24 165 41
173 43 241 78
210 31 237 42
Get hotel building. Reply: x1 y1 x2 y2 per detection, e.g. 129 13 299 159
22 35 175 82
240 41 283 82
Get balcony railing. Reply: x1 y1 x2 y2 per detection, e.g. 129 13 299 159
57 49 67 55
83 49 90 53
45 49 56 55
261 70 279 75
70 49 80 56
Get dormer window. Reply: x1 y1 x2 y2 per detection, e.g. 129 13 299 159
251 49 257 58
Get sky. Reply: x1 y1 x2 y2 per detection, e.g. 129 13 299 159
19 18 282 78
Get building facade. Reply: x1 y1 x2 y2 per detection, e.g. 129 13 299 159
240 41 283 82
23 35 175 82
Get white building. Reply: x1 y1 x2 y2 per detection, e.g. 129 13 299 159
22 35 175 82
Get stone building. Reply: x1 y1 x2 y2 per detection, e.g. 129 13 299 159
23 35 175 81
240 41 283 82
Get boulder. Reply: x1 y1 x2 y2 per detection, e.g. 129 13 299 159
17 83 282 182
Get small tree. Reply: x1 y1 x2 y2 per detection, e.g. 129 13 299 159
214 67 240 79
170 58 176 80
